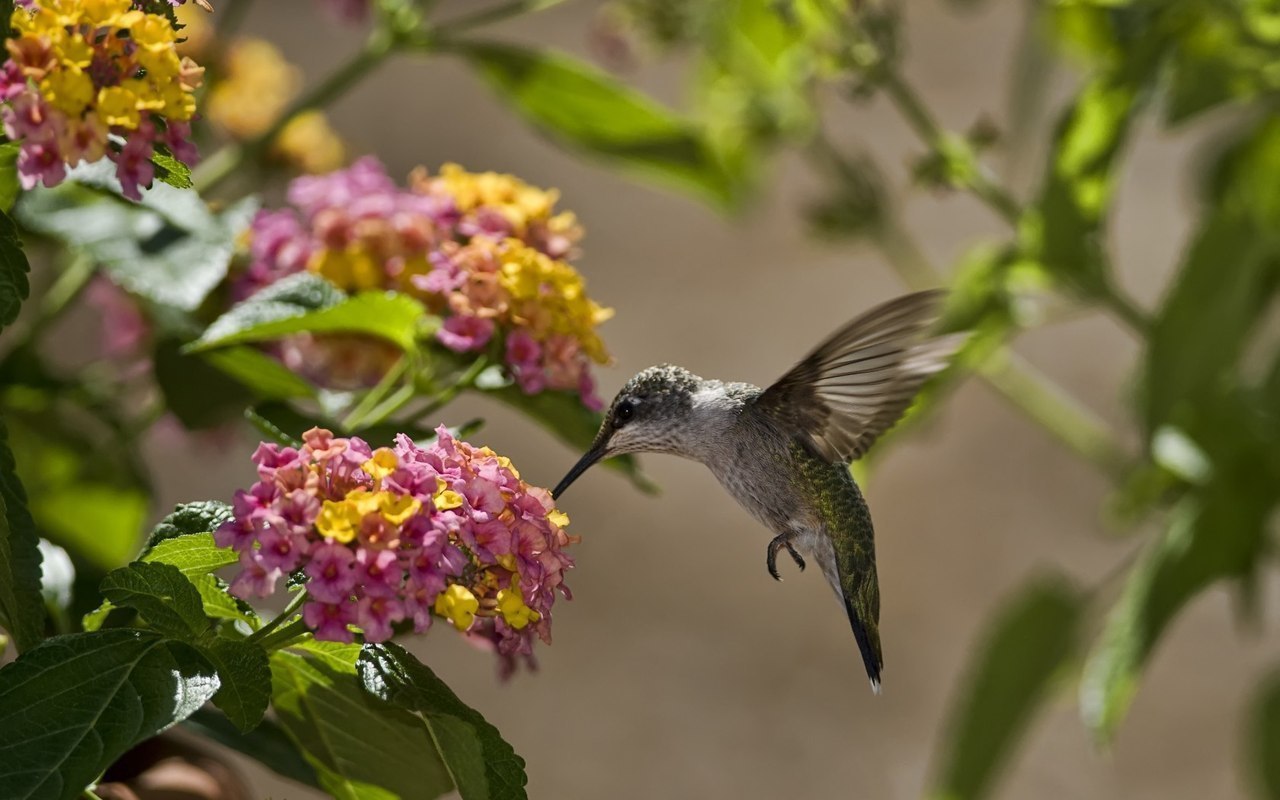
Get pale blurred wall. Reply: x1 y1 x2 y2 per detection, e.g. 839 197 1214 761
147 1 1279 797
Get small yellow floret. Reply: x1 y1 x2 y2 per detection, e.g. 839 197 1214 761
377 493 420 526
432 476 465 511
496 585 541 630
547 510 570 529
435 584 479 631
315 499 360 543
362 448 399 481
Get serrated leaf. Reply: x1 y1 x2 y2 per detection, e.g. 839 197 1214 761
1250 669 1280 799
199 637 271 732
141 501 233 554
0 630 219 800
183 707 320 789
270 646 454 799
0 417 44 653
143 532 238 576
483 385 656 494
100 561 210 640
191 288 428 354
930 576 1082 800
15 161 257 312
151 143 193 189
457 42 739 209
360 642 528 800
0 207 30 333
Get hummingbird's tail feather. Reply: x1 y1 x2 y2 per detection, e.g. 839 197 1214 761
843 590 884 694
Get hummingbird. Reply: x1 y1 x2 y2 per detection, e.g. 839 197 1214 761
550 290 964 692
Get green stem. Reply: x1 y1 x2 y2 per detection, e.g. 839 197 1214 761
879 71 1021 226
1098 279 1151 334
406 354 489 424
191 31 395 194
341 356 409 430
254 618 312 652
868 216 1135 478
979 350 1132 480
248 590 308 643
435 0 569 35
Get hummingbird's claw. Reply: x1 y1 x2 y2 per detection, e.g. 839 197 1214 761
767 534 806 581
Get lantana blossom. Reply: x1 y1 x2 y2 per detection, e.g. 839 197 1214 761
238 157 613 409
3 0 205 199
216 426 577 675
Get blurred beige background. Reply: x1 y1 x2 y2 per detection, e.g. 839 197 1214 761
149 1 1278 797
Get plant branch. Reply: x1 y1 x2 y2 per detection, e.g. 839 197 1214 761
254 618 312 652
407 354 490 424
192 31 394 194
435 0 569 36
979 350 1132 480
248 590 308 643
879 71 1022 226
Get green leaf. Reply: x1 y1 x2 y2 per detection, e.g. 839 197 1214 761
143 531 238 576
151 143 193 190
1081 456 1275 742
1143 116 1280 437
183 707 320 789
457 42 739 208
0 140 21 213
1025 77 1138 295
15 162 257 312
0 629 219 800
0 207 30 333
930 576 1082 800
1250 668 1280 800
154 338 258 429
203 345 317 400
199 637 271 733
483 384 656 494
3 403 149 572
100 561 210 640
0 417 44 652
141 501 234 554
190 286 429 354
247 399 469 447
360 643 528 800
270 646 455 799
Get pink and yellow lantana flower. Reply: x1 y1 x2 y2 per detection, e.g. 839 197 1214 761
2 0 204 198
216 427 577 675
241 158 614 409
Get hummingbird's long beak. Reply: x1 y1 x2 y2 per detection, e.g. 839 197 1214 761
551 445 606 500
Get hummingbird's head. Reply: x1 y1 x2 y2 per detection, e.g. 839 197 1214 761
552 364 700 498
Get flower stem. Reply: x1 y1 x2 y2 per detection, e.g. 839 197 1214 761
341 356 409 431
435 0 569 36
248 590 308 643
253 618 312 652
191 31 394 195
407 354 489 424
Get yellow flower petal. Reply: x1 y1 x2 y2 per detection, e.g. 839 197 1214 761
547 510 570 529
434 584 479 631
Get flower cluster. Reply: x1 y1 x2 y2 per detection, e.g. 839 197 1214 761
217 427 577 672
241 157 613 408
2 0 204 199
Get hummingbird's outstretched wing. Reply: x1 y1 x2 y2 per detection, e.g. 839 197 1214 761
756 290 964 463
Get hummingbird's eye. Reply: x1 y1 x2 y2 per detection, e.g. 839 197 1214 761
614 400 635 426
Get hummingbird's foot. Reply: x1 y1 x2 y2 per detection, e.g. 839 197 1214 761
766 534 806 581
